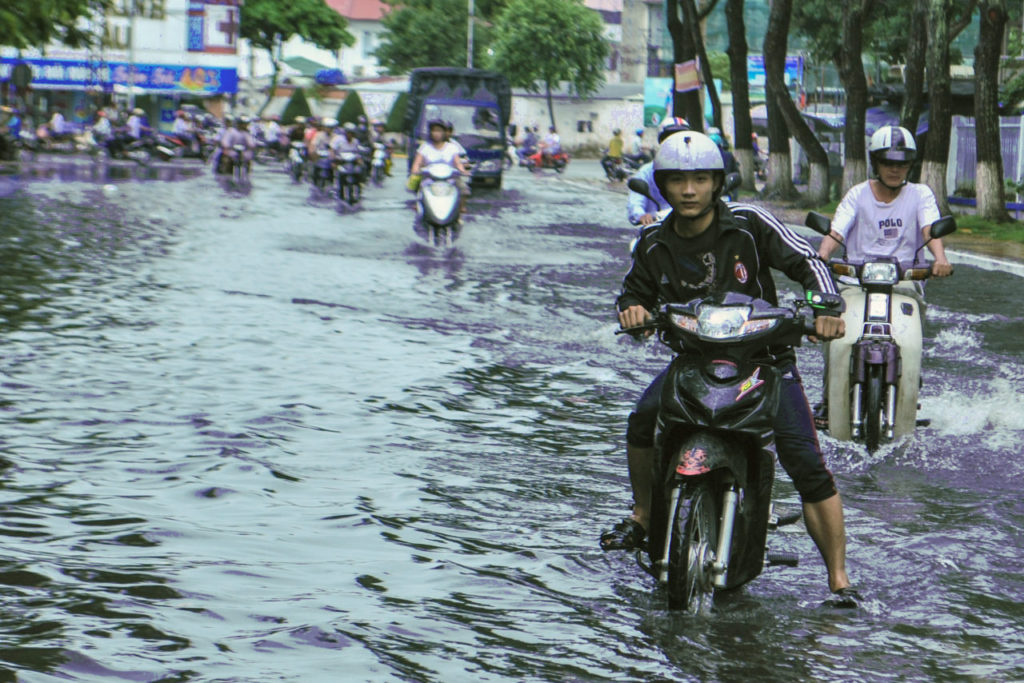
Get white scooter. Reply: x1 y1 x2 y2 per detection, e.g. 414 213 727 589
804 212 957 452
417 162 461 247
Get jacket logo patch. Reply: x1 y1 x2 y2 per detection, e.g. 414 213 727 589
734 261 749 284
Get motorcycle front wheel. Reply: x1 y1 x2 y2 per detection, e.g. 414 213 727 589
668 480 718 612
864 365 884 452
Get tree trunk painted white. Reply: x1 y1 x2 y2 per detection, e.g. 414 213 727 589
921 159 950 216
842 159 868 198
976 161 1006 221
735 148 755 191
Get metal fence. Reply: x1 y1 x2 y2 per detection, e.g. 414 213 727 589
949 115 1024 192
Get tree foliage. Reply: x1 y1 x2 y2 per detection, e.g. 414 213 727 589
487 0 608 127
0 0 106 49
375 0 506 74
281 87 312 124
335 90 366 124
241 0 353 54
241 0 353 113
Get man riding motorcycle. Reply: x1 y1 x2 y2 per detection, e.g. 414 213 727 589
814 125 952 423
603 130 860 606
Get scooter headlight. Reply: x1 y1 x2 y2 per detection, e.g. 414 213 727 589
427 182 456 197
860 261 898 285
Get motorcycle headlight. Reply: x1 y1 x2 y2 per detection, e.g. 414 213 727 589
692 305 779 339
861 261 898 285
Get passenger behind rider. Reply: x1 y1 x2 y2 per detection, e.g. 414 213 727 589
708 126 740 176
625 127 648 166
220 115 255 171
626 116 691 225
603 129 859 606
171 110 198 153
330 122 366 178
409 118 470 214
529 126 561 167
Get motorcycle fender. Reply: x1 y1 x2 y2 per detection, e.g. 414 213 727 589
669 432 747 486
890 286 923 437
828 283 922 440
826 285 864 441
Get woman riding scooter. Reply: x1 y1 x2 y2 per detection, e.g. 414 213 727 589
409 118 470 214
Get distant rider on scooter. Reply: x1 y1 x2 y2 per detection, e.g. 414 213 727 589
626 116 690 225
603 130 860 606
410 118 470 214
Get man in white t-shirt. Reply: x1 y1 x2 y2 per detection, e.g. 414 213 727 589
818 125 952 276
814 125 951 425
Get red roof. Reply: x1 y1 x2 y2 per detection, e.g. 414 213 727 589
324 0 388 21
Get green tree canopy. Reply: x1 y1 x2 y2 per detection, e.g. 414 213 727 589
385 91 409 131
0 0 105 49
240 0 354 113
281 87 312 124
486 0 608 126
375 0 506 74
335 90 366 124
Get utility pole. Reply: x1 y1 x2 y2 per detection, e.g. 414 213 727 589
467 0 474 68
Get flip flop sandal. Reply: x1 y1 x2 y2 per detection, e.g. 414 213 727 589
599 518 646 552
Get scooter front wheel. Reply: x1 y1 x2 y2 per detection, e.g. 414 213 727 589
864 366 884 452
668 480 718 612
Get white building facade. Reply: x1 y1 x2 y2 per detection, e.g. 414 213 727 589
1 0 241 127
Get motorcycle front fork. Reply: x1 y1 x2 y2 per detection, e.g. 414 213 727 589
658 477 739 589
850 372 897 440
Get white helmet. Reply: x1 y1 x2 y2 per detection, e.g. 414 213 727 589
869 125 916 164
653 131 726 210
869 125 916 189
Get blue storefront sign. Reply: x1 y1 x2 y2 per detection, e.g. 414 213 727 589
747 55 804 88
0 57 237 94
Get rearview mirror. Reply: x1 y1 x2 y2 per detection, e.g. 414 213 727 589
627 177 652 200
804 211 832 236
723 172 741 195
929 216 957 240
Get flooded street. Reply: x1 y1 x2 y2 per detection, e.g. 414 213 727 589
0 158 1022 681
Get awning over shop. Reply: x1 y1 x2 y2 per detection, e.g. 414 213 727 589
0 57 237 95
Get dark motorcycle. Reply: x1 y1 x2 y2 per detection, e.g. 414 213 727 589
804 212 957 451
287 142 307 182
335 150 365 206
619 290 842 612
601 150 629 182
311 148 333 193
221 144 251 184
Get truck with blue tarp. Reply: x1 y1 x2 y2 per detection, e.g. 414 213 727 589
405 67 511 188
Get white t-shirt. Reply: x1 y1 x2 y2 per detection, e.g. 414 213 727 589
831 180 940 264
416 141 461 167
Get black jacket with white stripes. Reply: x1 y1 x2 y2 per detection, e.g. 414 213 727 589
618 200 839 364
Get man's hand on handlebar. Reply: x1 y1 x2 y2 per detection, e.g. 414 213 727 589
618 305 653 337
811 315 845 343
931 259 953 277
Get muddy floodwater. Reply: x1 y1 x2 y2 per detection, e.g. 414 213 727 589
0 159 1022 681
